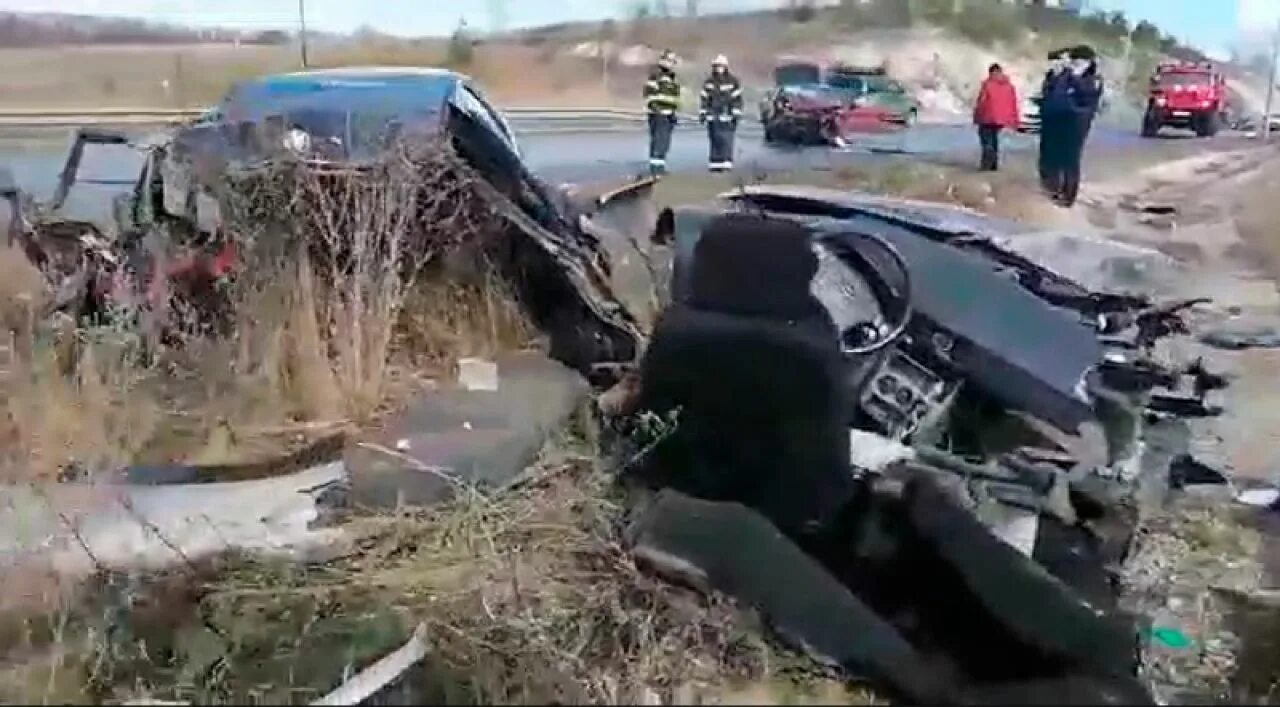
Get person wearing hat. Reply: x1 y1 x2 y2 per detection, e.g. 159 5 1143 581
644 50 683 175
1038 45 1102 206
699 54 744 172
1037 48 1074 194
1057 45 1103 207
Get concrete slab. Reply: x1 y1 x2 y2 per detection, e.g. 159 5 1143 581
345 352 590 509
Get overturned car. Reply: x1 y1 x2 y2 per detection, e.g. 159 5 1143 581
2 67 645 377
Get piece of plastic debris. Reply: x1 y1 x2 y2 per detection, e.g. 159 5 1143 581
1236 486 1280 509
311 623 430 706
848 429 915 472
1151 627 1192 649
457 357 499 391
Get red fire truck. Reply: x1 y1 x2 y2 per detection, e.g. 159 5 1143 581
1141 61 1226 138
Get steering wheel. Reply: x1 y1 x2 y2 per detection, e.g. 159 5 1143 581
818 230 914 356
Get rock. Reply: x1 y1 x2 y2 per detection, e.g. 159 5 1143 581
626 489 950 704
346 353 589 509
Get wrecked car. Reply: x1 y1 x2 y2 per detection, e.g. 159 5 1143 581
760 60 897 147
611 185 1232 703
1 67 646 378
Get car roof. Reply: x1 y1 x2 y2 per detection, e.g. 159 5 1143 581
221 66 465 121
266 66 469 81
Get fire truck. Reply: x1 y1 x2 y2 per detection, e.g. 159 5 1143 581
1141 61 1226 138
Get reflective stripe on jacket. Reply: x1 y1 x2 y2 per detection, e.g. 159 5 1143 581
699 71 744 121
644 67 682 115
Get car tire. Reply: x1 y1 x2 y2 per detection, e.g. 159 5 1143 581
1195 112 1220 138
1141 111 1159 138
903 109 918 127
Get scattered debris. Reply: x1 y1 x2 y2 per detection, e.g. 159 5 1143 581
1151 627 1192 650
1236 486 1280 510
345 353 589 509
619 189 1251 703
456 357 499 392
1200 324 1280 351
1168 455 1231 491
311 623 430 706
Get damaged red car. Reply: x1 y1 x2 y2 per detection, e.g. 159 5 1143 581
759 59 900 146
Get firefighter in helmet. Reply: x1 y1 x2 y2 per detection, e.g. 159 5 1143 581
644 49 682 175
699 54 744 172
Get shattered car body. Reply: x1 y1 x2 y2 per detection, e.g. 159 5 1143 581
5 67 645 377
652 185 1195 444
760 60 899 147
622 186 1228 702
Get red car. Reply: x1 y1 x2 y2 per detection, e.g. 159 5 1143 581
760 59 900 146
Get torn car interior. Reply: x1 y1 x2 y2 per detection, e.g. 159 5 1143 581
621 186 1229 704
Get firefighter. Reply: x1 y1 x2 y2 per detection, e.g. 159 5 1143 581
699 54 744 172
972 63 1020 172
644 50 682 175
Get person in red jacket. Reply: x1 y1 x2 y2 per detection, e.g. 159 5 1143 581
973 63 1020 171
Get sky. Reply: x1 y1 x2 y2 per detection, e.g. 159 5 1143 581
0 0 1269 54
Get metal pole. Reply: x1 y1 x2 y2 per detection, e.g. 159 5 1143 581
1264 18 1279 141
298 0 310 68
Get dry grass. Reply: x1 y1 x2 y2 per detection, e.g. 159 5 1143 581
0 424 881 705
0 139 536 478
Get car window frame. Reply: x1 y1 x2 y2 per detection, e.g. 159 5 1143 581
455 82 522 159
826 74 867 94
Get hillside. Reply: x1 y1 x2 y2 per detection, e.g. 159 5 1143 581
0 1 1266 118
0 11 303 46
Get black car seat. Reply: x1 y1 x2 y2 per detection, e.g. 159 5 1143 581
636 213 855 541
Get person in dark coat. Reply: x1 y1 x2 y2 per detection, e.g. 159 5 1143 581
699 54 745 172
972 63 1021 171
1057 47 1104 207
1037 49 1072 194
644 50 682 176
1039 45 1103 207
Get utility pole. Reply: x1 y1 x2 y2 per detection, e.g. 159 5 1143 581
1264 18 1279 141
298 0 309 68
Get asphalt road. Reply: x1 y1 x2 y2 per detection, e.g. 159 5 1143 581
0 119 1256 225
